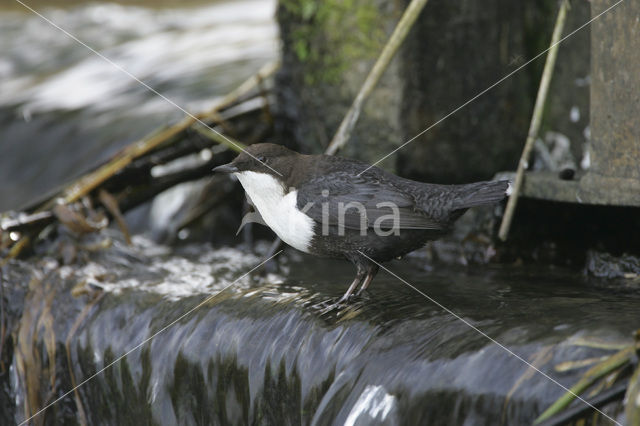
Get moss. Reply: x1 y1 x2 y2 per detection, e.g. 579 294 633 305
280 0 388 85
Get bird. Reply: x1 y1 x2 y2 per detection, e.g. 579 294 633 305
214 143 511 304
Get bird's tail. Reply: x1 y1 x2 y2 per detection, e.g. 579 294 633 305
450 180 511 211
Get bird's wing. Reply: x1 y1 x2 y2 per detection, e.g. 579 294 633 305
296 172 444 231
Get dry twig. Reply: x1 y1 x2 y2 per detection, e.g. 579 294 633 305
498 0 569 241
324 0 430 155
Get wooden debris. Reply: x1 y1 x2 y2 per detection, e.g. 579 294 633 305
52 204 107 235
0 60 280 261
534 346 633 424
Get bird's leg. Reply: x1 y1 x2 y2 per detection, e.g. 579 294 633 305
337 271 366 304
356 264 379 296
317 270 365 314
317 256 368 313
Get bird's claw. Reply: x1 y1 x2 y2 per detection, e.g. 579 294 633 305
315 294 360 315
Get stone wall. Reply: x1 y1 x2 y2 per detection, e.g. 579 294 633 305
275 0 405 170
275 0 591 183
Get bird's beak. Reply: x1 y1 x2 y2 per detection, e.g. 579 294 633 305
212 163 238 174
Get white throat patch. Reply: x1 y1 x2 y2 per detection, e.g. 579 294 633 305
234 171 314 253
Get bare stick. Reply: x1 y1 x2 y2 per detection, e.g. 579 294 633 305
533 346 633 424
52 60 279 207
1 62 279 260
498 0 569 241
194 126 246 153
201 60 279 118
324 0 429 155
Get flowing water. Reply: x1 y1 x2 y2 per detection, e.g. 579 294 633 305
3 233 639 424
0 0 277 211
1 1 639 425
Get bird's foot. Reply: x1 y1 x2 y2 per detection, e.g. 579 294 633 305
317 301 341 315
354 288 372 299
315 294 360 315
316 298 348 314
336 293 354 305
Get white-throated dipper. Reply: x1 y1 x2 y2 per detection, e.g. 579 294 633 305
214 143 511 303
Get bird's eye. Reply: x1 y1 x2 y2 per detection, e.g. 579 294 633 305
256 155 267 163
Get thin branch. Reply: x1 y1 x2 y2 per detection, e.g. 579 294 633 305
498 0 569 241
324 0 430 155
39 61 279 209
1 62 279 260
533 346 632 424
194 126 246 153
535 382 627 426
201 60 279 119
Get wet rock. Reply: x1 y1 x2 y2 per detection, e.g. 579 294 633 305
275 0 404 169
417 205 502 267
0 262 31 424
397 1 540 183
2 233 637 424
586 251 640 280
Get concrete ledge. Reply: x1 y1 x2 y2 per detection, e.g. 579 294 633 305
512 171 640 206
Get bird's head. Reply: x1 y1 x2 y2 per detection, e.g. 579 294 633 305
213 143 297 180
